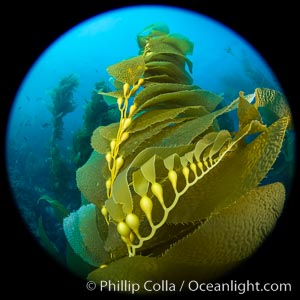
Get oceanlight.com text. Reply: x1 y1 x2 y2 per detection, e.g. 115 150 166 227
187 280 292 294
86 279 292 294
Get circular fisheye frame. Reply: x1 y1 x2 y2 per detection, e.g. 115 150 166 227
5 5 295 294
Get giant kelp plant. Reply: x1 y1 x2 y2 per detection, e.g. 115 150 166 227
49 74 79 139
48 74 79 197
63 24 293 291
35 74 80 265
72 81 119 168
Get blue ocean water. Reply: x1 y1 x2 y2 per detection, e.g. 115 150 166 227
5 5 285 258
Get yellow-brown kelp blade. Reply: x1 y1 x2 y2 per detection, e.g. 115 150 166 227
37 195 69 223
237 91 262 128
146 34 193 57
107 56 146 85
168 116 289 223
63 203 109 266
88 182 285 289
76 151 107 208
106 144 193 220
137 22 170 49
254 88 292 127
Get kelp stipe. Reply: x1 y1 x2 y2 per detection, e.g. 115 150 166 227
63 24 293 291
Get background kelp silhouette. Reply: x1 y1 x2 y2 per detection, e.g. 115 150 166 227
61 24 292 290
